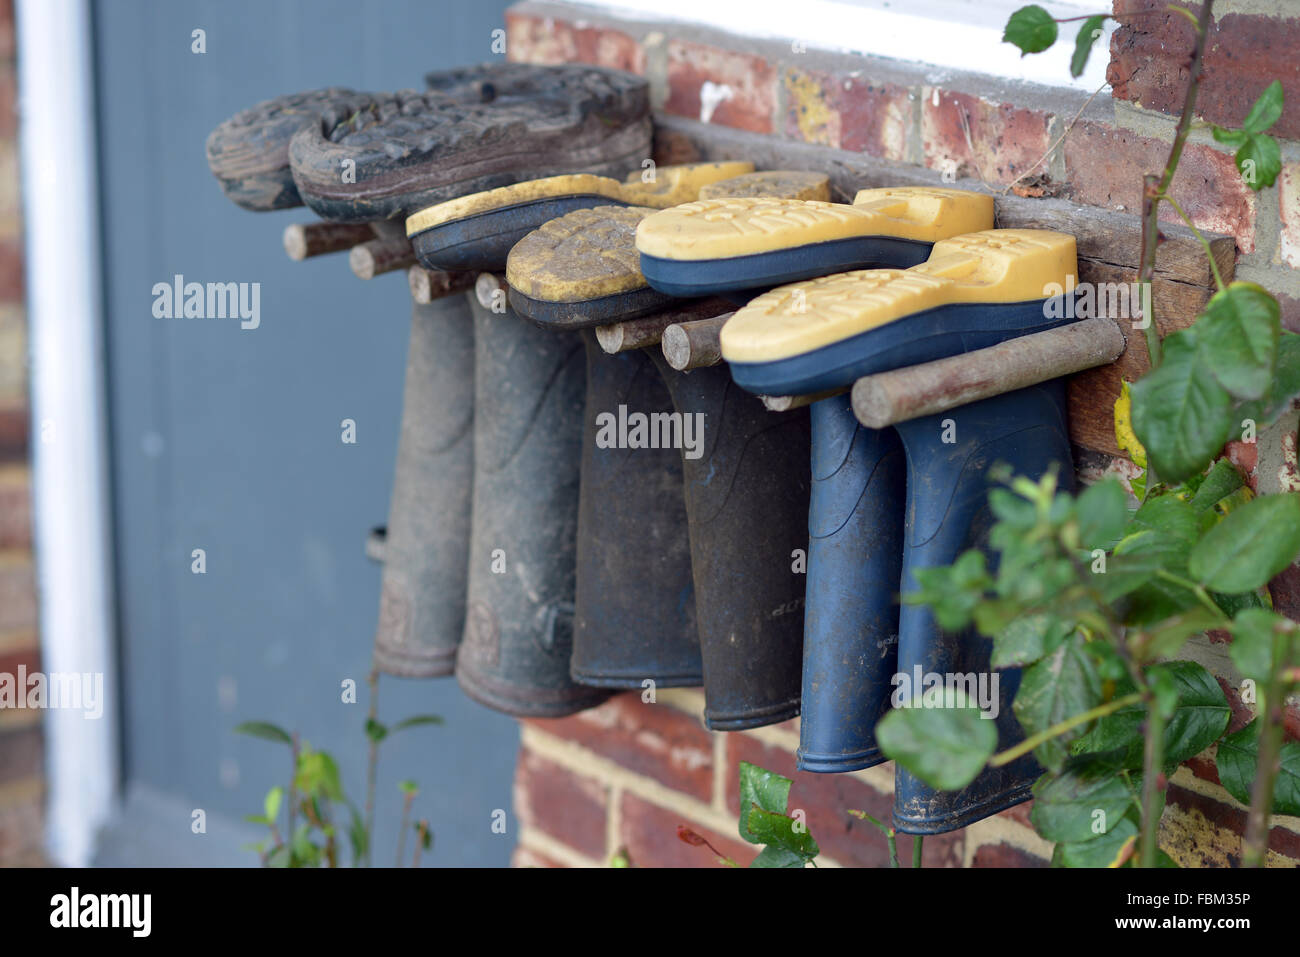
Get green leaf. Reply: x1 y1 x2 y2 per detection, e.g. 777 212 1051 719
398 779 418 795
1003 5 1058 54
233 721 293 745
1235 132 1282 190
1229 608 1287 682
1132 495 1199 545
1149 661 1230 764
266 845 292 868
743 805 820 863
390 714 445 733
1070 15 1107 78
296 749 346 803
1056 815 1139 868
992 614 1073 669
903 550 991 631
1189 459 1244 514
1013 634 1103 771
737 761 792 844
1211 126 1248 149
750 845 807 868
1189 493 1300 592
347 804 368 866
1076 663 1229 768
1215 719 1300 816
1136 608 1220 661
1076 478 1128 549
263 786 283 825
364 719 387 743
1240 332 1300 428
1241 80 1284 135
1196 282 1280 400
876 691 998 790
1030 754 1133 843
1131 328 1234 485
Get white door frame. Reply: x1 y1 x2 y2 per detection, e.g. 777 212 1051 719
18 0 119 868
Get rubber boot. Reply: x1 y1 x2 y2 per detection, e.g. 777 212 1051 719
647 353 809 730
891 383 1072 833
571 331 701 687
797 395 906 770
372 295 475 676
455 294 609 716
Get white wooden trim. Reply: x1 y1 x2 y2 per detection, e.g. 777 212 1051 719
575 0 1114 92
18 0 120 868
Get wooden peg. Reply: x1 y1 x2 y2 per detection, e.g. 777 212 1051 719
408 266 476 304
660 314 733 371
350 235 417 280
850 317 1126 428
283 221 375 261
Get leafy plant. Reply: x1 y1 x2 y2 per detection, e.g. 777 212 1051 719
884 1 1300 868
234 669 442 867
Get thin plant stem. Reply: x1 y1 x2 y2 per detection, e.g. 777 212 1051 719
1156 192 1227 292
364 667 380 868
1134 0 1215 374
396 790 414 868
912 836 924 868
1138 694 1167 868
991 693 1144 766
1243 627 1297 866
1154 569 1231 619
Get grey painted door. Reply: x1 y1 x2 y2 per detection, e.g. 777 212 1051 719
93 0 519 866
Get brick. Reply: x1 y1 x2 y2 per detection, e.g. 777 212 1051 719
1278 291 1300 334
524 692 714 801
0 464 29 548
0 725 41 786
0 69 12 141
998 796 1036 832
0 552 35 633
504 12 644 73
1280 164 1300 269
511 845 565 868
1064 121 1256 252
0 398 26 458
0 788 45 866
783 67 910 161
1109 2 1300 142
513 748 608 859
921 87 1053 187
619 792 757 867
1164 783 1300 866
971 841 1048 868
725 734 963 867
0 236 22 303
0 0 12 62
0 304 26 404
663 40 775 134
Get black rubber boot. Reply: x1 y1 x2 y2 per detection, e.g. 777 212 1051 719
372 294 475 677
571 331 701 688
647 353 810 730
455 296 609 716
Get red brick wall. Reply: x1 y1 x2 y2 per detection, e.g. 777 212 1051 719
0 0 43 867
503 0 1300 867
